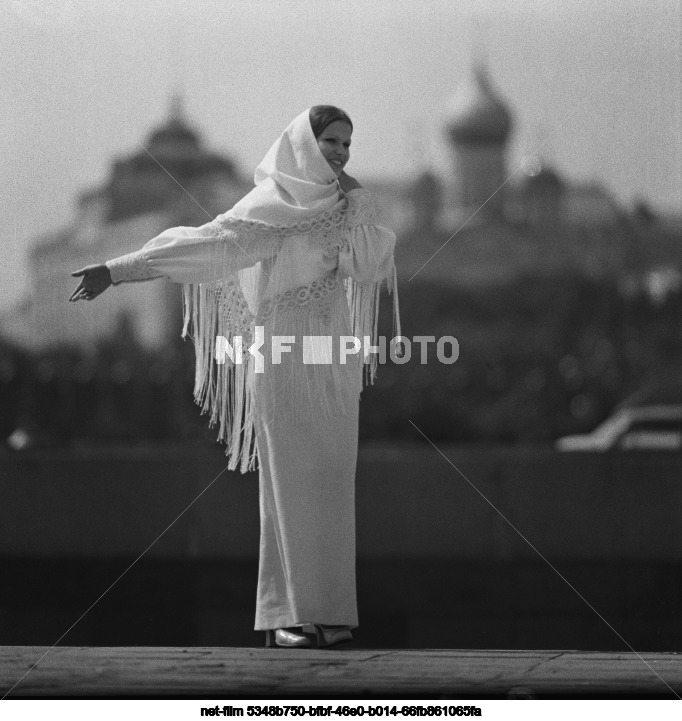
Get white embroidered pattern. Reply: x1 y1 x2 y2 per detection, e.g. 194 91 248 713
306 190 377 257
257 270 339 324
106 250 155 284
215 277 255 338
213 205 345 241
211 189 376 259
344 189 377 228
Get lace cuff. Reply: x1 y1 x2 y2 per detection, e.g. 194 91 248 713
106 250 158 284
344 188 378 228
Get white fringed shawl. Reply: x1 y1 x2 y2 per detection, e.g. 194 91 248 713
179 198 400 474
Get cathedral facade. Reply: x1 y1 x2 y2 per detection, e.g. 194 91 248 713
3 99 250 352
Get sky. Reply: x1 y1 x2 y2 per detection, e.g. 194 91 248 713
2 0 681 307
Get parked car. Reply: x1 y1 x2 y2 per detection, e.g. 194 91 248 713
555 404 682 451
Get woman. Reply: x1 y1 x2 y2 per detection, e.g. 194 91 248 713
70 106 400 648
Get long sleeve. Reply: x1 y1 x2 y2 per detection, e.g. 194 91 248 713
106 216 282 285
338 188 396 284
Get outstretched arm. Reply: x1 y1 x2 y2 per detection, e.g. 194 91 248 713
69 214 287 301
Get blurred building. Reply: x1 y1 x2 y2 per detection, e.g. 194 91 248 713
392 61 682 290
3 68 682 353
2 96 250 352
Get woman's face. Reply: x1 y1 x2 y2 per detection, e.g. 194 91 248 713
316 120 352 177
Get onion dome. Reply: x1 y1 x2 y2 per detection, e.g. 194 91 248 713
148 118 200 152
446 63 512 145
146 93 201 157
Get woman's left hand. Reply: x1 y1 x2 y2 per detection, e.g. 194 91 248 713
69 264 112 302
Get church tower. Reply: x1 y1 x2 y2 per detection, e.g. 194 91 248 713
445 62 513 220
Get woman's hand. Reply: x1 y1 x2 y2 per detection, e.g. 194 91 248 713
69 264 113 302
338 171 363 194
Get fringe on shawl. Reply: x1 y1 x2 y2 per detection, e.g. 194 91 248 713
182 264 400 475
253 280 358 428
182 281 259 474
180 211 401 476
345 260 402 388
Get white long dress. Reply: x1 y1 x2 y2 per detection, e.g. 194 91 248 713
105 187 399 630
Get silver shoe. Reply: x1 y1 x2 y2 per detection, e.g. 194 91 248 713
265 628 313 648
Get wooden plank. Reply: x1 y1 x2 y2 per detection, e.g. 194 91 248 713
1 647 681 698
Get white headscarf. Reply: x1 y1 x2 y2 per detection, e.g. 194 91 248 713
230 107 345 226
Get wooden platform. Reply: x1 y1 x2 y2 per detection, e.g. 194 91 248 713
2 647 682 699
